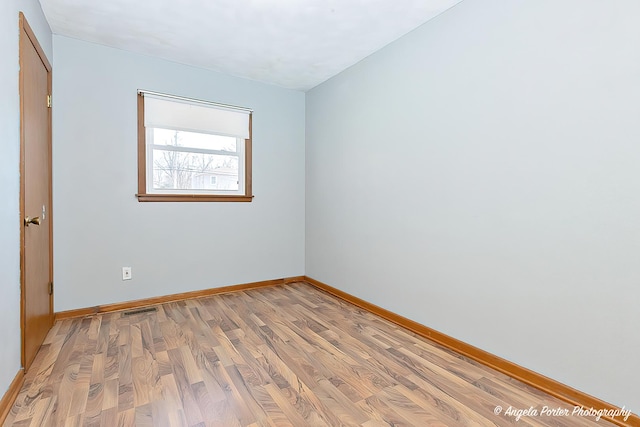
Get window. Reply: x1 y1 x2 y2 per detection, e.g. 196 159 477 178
137 90 253 202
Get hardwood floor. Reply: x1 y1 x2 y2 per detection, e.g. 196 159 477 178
5 283 615 426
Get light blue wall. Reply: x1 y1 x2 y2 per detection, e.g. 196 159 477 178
306 0 640 412
53 36 305 311
0 0 51 396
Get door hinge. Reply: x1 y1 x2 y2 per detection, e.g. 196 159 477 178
47 94 52 108
48 282 53 295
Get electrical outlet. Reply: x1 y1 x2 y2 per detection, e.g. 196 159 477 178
122 267 132 281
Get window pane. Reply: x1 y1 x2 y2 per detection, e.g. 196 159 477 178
152 149 239 191
153 128 237 152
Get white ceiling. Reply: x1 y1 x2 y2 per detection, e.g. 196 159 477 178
39 0 463 91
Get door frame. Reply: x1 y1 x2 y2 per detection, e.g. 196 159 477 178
19 12 53 370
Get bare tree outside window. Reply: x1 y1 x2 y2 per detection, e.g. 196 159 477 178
153 132 191 189
152 130 240 191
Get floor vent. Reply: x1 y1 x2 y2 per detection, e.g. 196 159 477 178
122 307 157 316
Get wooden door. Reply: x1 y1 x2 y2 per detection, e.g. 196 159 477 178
19 13 53 371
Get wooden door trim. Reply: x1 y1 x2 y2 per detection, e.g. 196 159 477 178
18 14 51 72
19 12 53 370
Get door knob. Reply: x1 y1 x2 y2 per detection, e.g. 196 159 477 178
24 216 41 226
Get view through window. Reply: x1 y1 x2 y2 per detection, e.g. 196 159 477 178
150 129 241 192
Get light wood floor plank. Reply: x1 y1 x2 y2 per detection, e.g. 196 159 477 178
4 283 617 426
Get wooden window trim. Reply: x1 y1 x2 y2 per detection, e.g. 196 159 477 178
136 93 253 202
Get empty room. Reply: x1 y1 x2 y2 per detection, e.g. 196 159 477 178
0 0 638 425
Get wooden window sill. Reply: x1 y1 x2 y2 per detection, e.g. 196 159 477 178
136 194 254 202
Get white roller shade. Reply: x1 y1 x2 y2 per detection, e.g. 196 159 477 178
143 94 251 139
